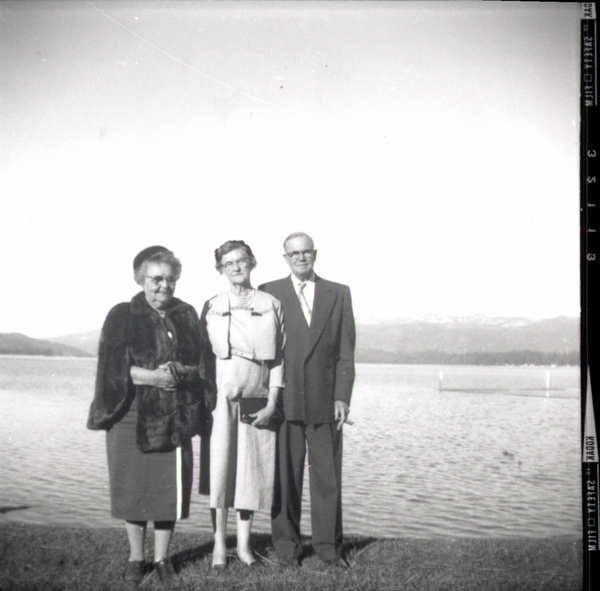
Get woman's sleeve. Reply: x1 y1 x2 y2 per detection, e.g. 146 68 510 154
268 300 285 389
198 300 217 410
87 305 135 431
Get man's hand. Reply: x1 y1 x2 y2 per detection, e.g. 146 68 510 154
334 400 350 431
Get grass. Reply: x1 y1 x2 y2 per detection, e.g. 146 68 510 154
0 522 583 591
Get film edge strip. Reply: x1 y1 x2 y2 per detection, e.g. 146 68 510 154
582 4 599 591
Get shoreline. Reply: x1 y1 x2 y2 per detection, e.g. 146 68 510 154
0 353 580 367
0 522 583 591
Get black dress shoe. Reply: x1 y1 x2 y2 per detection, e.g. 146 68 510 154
324 556 350 569
154 558 177 584
124 560 145 585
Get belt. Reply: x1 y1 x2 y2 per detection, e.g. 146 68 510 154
231 348 255 360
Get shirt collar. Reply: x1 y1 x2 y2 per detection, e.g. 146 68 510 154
290 273 316 288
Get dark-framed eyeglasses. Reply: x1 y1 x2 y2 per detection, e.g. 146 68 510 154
147 275 178 285
285 250 315 261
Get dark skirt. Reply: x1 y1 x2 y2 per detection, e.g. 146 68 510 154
106 397 193 522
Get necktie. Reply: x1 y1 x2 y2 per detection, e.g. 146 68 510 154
298 281 312 325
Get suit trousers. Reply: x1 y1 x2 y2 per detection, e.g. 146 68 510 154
271 420 343 561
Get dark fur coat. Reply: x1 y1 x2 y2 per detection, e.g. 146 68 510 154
87 291 214 453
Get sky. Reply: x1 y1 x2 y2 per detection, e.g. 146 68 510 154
1 1 581 338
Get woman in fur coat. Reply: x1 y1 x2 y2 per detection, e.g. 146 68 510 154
87 245 213 587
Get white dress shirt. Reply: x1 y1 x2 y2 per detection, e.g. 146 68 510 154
291 273 315 324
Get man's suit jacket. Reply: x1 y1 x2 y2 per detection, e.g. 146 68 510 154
259 275 356 424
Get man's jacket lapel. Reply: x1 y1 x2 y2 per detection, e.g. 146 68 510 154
307 277 337 354
281 276 311 342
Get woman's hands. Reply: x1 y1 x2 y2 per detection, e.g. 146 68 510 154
130 364 196 390
249 402 277 427
250 387 281 427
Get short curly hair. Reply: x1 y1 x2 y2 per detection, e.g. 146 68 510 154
214 240 257 273
133 246 182 285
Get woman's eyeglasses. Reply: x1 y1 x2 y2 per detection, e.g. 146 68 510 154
147 275 178 285
221 258 250 271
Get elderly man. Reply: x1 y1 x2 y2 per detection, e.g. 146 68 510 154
259 232 356 568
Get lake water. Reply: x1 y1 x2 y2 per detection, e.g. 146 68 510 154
0 356 581 539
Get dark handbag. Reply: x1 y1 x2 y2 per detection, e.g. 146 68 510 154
239 397 269 424
239 397 284 430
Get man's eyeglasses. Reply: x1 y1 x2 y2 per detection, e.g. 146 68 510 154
222 258 250 271
285 250 315 261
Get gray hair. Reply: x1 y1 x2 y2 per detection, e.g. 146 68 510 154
214 240 257 272
283 232 314 252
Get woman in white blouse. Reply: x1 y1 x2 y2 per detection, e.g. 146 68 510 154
201 240 285 568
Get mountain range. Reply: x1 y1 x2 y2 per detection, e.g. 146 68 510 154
0 332 93 358
0 315 580 365
354 315 579 365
